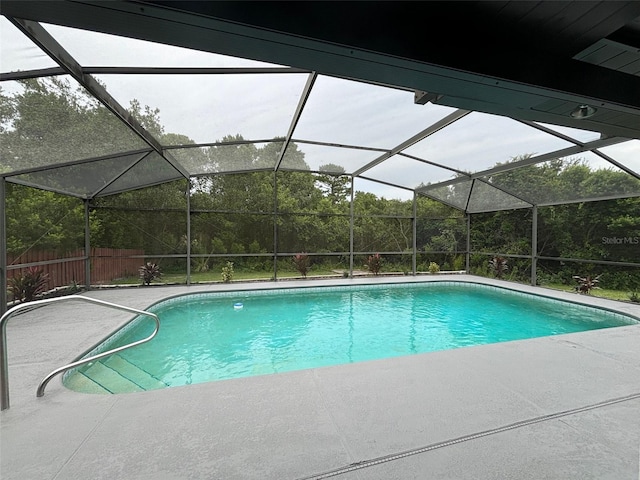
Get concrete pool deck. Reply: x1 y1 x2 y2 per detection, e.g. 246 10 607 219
1 275 639 480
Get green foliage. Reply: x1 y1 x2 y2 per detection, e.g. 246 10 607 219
5 184 86 255
366 253 383 275
292 253 311 277
1 78 144 173
9 267 50 303
316 164 351 205
452 255 466 271
139 262 162 285
428 262 440 274
628 291 640 303
221 261 234 283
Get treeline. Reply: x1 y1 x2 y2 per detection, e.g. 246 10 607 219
2 78 638 290
6 179 638 289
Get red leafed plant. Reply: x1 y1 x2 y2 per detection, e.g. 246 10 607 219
366 253 383 276
293 253 310 278
139 262 162 286
9 267 50 303
573 274 601 295
489 256 508 279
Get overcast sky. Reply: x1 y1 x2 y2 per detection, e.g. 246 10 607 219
1 18 638 201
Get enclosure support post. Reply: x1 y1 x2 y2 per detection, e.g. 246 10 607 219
273 171 278 281
186 179 191 286
465 214 471 273
349 176 355 277
0 178 7 316
412 192 417 275
84 199 91 290
531 205 538 286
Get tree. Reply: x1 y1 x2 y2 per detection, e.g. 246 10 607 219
1 78 146 174
5 183 86 255
316 163 351 205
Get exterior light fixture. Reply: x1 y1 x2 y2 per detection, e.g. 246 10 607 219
570 104 597 119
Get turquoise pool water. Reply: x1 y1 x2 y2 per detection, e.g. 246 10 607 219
64 282 638 394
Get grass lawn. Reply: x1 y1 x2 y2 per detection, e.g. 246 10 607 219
541 283 638 303
110 267 344 285
108 272 639 304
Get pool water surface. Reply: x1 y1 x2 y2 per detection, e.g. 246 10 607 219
64 282 638 394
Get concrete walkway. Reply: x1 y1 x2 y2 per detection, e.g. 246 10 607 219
1 276 639 480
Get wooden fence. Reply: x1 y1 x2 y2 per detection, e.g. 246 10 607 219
7 248 144 287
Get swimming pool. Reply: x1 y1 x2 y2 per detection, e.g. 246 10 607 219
63 281 638 394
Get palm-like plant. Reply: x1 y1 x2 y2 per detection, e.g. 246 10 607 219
366 253 383 275
489 256 508 279
292 253 310 277
9 267 50 303
573 274 601 294
139 262 162 285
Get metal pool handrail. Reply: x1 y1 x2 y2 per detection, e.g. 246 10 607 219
0 295 160 411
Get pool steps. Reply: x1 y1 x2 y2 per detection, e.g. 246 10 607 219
66 354 168 394
64 370 111 394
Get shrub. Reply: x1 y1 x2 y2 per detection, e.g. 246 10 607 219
428 262 440 274
573 274 601 294
292 253 310 277
366 253 383 275
139 262 162 285
452 255 466 271
8 267 50 303
628 291 640 303
489 256 508 279
221 261 234 283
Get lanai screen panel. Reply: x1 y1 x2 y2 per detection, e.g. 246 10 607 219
352 177 413 203
197 141 285 173
291 75 458 150
2 13 639 212
98 152 184 196
166 146 211 175
599 140 640 176
9 151 150 197
0 17 57 72
402 112 576 182
533 122 602 144
94 73 308 146
422 180 473 211
466 180 533 213
0 76 149 174
363 154 461 190
481 151 640 205
281 142 382 173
